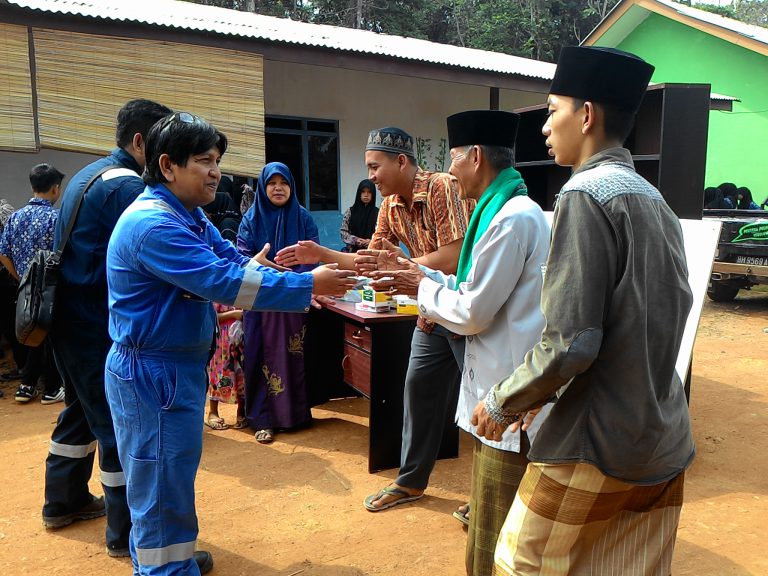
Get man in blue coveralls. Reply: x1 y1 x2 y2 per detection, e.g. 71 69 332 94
105 112 356 576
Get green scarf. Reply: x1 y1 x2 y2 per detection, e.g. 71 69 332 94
455 166 528 287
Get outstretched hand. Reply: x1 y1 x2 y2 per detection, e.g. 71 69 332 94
355 239 408 276
252 243 291 272
310 264 357 297
275 240 323 267
368 257 425 297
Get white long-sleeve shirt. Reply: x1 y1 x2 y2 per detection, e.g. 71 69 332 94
417 195 551 452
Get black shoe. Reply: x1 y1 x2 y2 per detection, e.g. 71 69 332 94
43 494 106 528
106 545 131 558
14 384 38 403
40 386 65 405
0 369 23 381
194 551 214 575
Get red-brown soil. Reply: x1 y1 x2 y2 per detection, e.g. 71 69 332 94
1 289 766 575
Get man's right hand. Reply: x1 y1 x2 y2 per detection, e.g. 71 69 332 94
355 239 408 275
275 240 324 267
311 264 357 297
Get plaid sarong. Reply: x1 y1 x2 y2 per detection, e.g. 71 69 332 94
494 462 685 576
466 436 529 576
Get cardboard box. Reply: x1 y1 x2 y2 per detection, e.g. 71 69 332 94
362 286 393 304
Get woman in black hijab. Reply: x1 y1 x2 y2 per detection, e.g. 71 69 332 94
203 188 241 242
340 179 378 252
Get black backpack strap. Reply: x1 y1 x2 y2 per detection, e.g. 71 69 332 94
57 165 137 255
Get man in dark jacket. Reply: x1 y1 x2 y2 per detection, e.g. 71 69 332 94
41 99 175 561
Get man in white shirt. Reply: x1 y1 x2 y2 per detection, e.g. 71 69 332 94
369 110 551 576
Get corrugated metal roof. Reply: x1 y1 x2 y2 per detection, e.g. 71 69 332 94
656 0 768 46
6 0 557 80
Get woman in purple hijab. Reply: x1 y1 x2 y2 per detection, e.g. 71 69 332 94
237 162 319 443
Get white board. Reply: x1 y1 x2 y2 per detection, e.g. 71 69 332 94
676 219 722 383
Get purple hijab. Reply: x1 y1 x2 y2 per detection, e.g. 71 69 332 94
237 162 318 260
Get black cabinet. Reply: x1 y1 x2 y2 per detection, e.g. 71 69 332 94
514 83 710 219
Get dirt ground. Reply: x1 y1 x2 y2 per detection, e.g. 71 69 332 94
0 289 766 576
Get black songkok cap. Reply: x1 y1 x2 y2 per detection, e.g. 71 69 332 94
550 46 655 113
366 127 415 159
446 110 520 150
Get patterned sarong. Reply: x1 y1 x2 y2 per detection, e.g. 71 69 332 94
494 462 685 576
466 435 529 576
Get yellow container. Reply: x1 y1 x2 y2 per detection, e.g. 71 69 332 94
396 299 419 315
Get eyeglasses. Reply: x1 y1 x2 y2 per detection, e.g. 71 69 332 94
157 111 204 135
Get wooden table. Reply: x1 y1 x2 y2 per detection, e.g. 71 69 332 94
306 300 459 473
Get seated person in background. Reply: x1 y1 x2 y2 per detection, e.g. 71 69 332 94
718 182 738 208
703 186 727 209
105 113 355 576
237 162 320 445
340 178 379 252
736 186 760 210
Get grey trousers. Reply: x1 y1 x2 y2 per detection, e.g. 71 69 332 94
396 324 465 490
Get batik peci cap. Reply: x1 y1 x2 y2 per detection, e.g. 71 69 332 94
365 127 415 159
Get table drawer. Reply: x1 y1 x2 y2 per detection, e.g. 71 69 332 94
342 343 371 397
344 322 372 353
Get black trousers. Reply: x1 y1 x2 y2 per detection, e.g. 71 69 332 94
44 310 131 550
22 338 61 394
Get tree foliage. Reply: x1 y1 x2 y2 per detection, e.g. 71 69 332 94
184 0 766 62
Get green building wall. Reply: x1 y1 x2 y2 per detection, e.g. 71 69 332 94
615 13 768 205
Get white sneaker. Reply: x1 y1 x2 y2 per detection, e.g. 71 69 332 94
41 387 65 405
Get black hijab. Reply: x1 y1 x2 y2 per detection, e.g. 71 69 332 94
203 191 241 241
348 179 378 239
737 187 754 209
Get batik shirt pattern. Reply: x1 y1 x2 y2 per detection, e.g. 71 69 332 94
0 198 58 277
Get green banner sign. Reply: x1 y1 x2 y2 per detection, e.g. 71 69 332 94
732 221 768 243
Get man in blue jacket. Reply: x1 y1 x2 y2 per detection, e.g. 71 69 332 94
106 111 355 576
43 100 172 559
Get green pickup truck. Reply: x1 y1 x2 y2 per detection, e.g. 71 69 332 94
704 209 768 301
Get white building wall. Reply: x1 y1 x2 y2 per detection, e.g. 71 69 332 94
264 60 546 212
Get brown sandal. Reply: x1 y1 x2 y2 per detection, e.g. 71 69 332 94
205 416 229 431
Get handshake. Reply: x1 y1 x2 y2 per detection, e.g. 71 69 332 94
266 239 425 300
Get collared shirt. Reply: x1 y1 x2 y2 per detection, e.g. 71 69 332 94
371 169 473 257
371 169 474 332
0 197 58 277
107 184 314 359
492 147 695 485
417 195 552 452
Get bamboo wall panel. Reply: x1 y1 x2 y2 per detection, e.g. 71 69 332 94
0 23 36 151
33 29 264 175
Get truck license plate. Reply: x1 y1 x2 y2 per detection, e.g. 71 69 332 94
736 255 766 266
